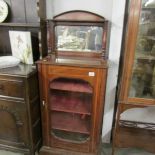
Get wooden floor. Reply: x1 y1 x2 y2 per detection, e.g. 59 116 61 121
0 144 154 155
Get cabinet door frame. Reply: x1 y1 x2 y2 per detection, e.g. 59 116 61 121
119 0 155 105
38 63 107 152
46 74 96 152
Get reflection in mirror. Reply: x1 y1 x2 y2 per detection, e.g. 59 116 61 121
55 26 103 52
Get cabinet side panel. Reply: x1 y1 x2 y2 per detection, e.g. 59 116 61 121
37 64 49 146
90 68 107 152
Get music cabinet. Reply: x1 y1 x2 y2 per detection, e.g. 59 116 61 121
37 11 109 155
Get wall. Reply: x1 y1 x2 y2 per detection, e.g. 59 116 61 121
46 0 113 20
102 0 126 142
46 0 126 143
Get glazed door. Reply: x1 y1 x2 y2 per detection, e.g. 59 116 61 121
120 0 155 104
43 65 105 152
48 76 94 152
39 64 106 152
49 77 92 139
129 0 155 100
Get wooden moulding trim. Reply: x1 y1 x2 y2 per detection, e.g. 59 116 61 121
56 51 105 59
124 0 143 99
127 98 155 105
119 98 155 106
119 0 143 101
0 22 40 27
53 10 106 22
117 103 147 113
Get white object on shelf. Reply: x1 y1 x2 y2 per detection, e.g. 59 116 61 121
0 56 20 69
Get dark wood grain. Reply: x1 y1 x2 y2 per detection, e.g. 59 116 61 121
0 63 41 155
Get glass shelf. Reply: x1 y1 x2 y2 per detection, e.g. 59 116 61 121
135 52 155 62
51 112 90 134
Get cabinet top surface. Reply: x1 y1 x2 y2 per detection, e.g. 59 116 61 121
0 63 37 77
37 55 108 69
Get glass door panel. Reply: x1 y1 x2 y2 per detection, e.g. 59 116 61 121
129 0 155 98
49 78 93 142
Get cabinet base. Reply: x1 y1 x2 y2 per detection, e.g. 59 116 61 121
39 146 101 155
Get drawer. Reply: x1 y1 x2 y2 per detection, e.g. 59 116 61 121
48 66 97 77
0 79 24 98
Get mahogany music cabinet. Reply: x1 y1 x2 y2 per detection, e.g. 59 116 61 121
37 11 109 155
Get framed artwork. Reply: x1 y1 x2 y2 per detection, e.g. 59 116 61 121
9 31 33 64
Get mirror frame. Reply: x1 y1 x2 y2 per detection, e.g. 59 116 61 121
48 10 108 58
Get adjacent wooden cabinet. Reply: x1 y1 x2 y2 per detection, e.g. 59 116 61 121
113 0 155 154
0 64 41 155
0 1 47 154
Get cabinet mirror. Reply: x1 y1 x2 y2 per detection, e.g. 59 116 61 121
55 25 103 52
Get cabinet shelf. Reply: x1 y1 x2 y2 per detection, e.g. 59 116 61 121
136 52 155 62
146 36 155 40
140 21 155 25
142 7 155 10
0 22 40 28
51 112 90 134
50 94 91 115
50 80 93 93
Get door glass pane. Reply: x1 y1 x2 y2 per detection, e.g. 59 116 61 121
129 0 155 98
49 78 92 143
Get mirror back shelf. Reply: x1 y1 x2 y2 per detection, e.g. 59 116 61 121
47 10 108 60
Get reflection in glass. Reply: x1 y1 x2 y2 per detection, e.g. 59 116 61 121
52 130 89 142
129 0 155 98
55 26 103 52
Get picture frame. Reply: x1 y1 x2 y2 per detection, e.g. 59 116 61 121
9 31 34 64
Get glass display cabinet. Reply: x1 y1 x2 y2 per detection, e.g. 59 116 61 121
113 0 155 154
37 11 108 155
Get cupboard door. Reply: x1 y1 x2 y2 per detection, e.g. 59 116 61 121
129 0 155 99
0 99 29 148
